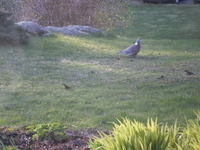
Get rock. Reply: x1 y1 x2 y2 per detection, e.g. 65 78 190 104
0 11 29 45
16 21 48 36
42 32 55 37
46 25 103 36
67 25 102 36
45 26 75 36
16 21 103 37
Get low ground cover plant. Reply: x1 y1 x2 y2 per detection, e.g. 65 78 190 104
27 123 67 141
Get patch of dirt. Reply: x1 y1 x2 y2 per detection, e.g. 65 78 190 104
0 127 109 150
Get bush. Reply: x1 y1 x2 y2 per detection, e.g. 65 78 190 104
178 111 200 150
0 0 16 12
0 137 17 150
0 11 29 45
4 0 127 30
89 111 200 150
89 118 179 150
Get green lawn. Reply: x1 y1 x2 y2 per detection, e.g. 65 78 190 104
0 5 200 128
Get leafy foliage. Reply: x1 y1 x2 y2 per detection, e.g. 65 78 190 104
2 0 128 29
178 111 200 150
0 137 17 150
89 112 200 150
27 123 67 141
89 118 179 150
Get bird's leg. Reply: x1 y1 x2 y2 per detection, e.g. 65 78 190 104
130 55 136 61
132 55 137 58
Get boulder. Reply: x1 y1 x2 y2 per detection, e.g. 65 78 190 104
15 21 103 37
0 11 29 45
45 26 76 36
16 21 48 36
46 25 103 36
42 32 55 37
67 25 103 36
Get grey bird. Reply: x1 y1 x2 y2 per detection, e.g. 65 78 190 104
116 38 141 57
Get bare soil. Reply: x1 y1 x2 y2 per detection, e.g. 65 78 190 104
0 127 109 150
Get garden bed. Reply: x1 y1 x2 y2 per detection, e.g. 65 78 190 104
0 127 108 150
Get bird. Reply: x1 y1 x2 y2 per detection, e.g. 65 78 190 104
116 38 141 57
157 75 164 79
62 84 71 89
184 70 195 76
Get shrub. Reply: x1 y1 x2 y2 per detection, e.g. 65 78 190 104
0 0 16 12
0 11 29 45
0 137 17 150
89 111 200 150
178 111 200 150
5 0 127 30
89 118 180 150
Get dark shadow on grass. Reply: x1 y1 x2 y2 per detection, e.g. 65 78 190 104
136 55 160 60
117 55 160 61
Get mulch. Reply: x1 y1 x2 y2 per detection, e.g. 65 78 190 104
0 127 109 150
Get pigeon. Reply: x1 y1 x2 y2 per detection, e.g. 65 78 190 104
184 70 195 76
116 38 141 57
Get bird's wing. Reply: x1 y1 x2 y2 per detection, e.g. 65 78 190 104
117 44 136 55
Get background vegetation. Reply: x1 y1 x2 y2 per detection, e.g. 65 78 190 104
0 0 127 29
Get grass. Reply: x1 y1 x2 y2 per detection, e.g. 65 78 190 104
0 5 200 128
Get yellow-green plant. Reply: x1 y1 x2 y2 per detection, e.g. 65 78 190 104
89 118 179 150
0 138 18 150
89 111 200 150
2 146 18 150
27 123 67 141
177 111 200 150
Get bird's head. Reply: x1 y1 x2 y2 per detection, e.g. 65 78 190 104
136 38 141 43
